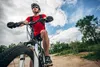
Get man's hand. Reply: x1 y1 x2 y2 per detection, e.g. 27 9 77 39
46 16 53 22
7 22 16 29
7 22 24 29
39 16 53 23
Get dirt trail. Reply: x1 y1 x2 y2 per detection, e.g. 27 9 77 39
52 55 100 67
8 55 100 67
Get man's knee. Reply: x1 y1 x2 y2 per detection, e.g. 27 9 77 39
41 30 47 35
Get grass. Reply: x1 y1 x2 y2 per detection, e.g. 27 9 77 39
52 50 100 61
53 49 78 56
50 42 100 61
82 52 100 60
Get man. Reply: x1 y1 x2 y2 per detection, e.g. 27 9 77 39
7 3 53 66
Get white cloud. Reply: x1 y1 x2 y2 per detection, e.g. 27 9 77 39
70 7 83 23
56 29 63 34
4 0 67 27
0 26 27 45
1 0 68 45
69 6 93 23
37 0 68 27
50 27 82 44
50 9 67 27
96 6 100 11
64 0 78 5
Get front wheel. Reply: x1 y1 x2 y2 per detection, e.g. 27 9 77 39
0 45 34 67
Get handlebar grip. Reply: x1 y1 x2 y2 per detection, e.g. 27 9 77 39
46 16 53 22
7 22 15 28
7 22 23 29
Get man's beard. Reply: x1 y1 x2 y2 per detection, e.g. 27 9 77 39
33 11 39 14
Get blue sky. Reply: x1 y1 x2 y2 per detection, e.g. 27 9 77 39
47 0 100 35
0 0 100 45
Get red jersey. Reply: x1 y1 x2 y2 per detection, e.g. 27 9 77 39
26 14 46 36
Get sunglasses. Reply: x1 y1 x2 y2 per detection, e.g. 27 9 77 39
32 6 39 9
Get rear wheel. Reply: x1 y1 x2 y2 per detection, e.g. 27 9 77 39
0 45 34 67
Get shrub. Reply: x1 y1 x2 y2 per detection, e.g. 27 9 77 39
50 42 70 54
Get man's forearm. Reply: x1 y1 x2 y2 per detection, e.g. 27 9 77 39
17 20 28 27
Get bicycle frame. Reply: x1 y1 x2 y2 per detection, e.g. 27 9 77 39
19 23 45 67
19 39 44 67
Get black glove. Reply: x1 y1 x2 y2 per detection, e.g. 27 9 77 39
39 18 46 23
39 16 53 23
7 22 15 28
7 22 21 29
46 16 53 22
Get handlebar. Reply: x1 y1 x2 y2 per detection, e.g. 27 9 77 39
7 16 53 29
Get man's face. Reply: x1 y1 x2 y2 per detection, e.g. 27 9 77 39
32 6 40 14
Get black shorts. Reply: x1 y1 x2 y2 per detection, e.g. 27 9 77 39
34 34 42 41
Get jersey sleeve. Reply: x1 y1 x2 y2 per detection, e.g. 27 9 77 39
25 16 30 22
42 14 46 18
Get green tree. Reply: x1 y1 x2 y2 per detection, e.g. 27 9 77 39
76 15 100 44
8 43 16 48
50 42 69 54
0 45 7 53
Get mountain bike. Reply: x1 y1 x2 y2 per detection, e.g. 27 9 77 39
0 16 53 67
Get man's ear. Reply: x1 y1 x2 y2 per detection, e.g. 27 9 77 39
38 9 41 13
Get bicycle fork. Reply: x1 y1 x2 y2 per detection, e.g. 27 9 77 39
19 43 39 67
19 54 25 67
34 43 39 67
